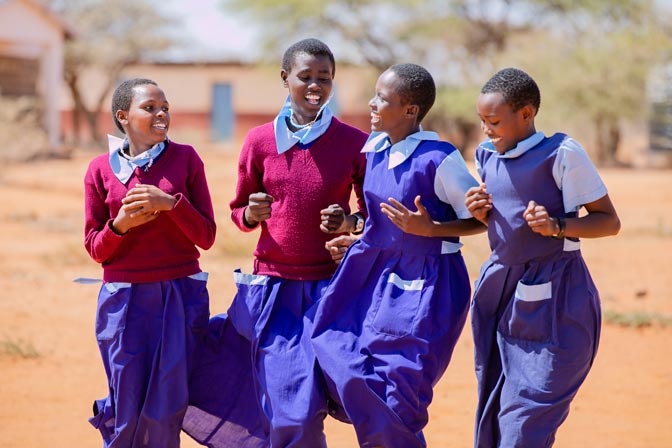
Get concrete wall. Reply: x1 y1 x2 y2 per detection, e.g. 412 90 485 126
60 61 377 144
0 0 68 150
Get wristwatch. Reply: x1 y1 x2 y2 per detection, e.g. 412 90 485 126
352 213 365 235
551 217 566 239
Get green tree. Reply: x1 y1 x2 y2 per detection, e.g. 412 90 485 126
525 0 672 163
222 0 672 163
40 0 176 144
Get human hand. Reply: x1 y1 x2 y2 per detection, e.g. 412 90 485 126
320 204 348 233
465 183 492 224
523 200 558 237
245 192 274 225
122 183 177 215
112 198 160 234
380 196 433 237
325 234 358 264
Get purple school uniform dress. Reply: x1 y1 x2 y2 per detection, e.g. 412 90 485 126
86 137 265 447
472 132 608 447
91 274 210 447
210 102 368 448
311 131 476 448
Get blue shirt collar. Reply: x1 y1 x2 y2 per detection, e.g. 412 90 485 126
480 131 544 159
361 129 439 169
273 95 334 154
108 134 166 184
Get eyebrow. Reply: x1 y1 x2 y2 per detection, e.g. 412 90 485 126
138 98 169 105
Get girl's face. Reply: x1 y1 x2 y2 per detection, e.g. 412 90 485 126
477 92 535 154
117 84 170 155
368 69 418 144
282 52 334 125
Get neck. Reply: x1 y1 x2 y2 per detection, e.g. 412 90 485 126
126 141 154 157
388 125 420 145
289 112 320 131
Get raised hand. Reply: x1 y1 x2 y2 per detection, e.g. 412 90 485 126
381 195 433 237
325 234 358 264
123 183 177 215
245 192 274 225
320 203 348 233
465 183 492 224
523 200 557 237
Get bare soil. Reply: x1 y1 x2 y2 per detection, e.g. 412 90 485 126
1 141 670 447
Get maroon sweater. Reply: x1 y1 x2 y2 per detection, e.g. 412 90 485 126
84 141 216 283
230 118 368 280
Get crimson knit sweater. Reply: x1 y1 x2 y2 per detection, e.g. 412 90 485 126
230 118 368 280
84 141 216 283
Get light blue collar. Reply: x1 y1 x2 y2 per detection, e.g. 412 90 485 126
361 129 439 169
108 134 166 184
273 95 334 154
480 131 544 159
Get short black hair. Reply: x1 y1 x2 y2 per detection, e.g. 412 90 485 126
282 38 336 78
387 63 436 123
481 67 540 114
111 78 158 133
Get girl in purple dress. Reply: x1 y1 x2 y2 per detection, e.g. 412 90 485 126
226 38 368 447
311 63 485 447
465 67 621 447
84 78 216 447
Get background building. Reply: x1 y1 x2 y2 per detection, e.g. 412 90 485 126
0 0 72 151
59 61 377 146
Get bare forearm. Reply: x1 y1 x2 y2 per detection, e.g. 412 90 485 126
424 217 487 238
563 212 620 239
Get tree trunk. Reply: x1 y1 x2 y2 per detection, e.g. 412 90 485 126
65 73 83 146
594 115 621 166
606 122 621 165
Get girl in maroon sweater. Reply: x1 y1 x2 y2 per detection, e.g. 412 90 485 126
226 38 368 447
84 78 217 447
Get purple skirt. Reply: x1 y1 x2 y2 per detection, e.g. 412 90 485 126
227 269 331 447
471 252 601 447
311 240 471 447
90 274 266 448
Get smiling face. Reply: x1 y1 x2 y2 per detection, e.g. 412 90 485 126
116 83 170 156
368 69 419 144
281 52 334 125
477 91 535 154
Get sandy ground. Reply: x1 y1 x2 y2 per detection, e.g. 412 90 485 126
0 140 671 447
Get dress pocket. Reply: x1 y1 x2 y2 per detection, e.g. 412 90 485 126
499 280 554 343
370 272 424 337
184 273 210 331
95 282 132 341
228 269 269 340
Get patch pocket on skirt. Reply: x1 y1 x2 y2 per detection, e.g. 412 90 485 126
184 273 210 331
228 269 269 340
499 280 554 343
371 273 424 337
95 282 131 341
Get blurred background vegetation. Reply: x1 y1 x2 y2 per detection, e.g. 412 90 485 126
23 0 672 165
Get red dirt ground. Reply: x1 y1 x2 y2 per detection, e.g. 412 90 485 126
1 141 670 447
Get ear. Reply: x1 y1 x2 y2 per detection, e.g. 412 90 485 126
405 104 420 120
280 70 289 87
115 110 128 126
521 104 535 121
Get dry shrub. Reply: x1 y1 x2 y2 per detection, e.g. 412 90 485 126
0 95 49 162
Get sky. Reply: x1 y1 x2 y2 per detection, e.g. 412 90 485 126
159 0 259 62
157 0 672 63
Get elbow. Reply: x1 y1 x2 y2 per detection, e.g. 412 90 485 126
199 226 217 250
84 241 105 264
610 216 621 236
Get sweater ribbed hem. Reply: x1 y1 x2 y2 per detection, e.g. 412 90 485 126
102 262 201 283
253 259 336 281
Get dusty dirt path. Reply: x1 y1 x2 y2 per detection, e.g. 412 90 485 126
1 149 670 447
